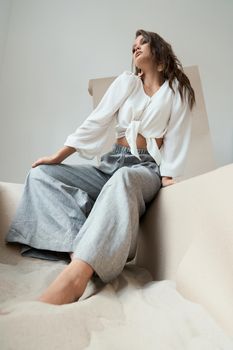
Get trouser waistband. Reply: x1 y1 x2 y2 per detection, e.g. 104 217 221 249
112 143 150 155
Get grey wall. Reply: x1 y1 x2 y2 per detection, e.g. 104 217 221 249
0 0 11 72
0 0 232 183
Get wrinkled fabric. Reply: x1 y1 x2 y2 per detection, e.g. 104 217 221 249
64 70 192 178
5 143 162 283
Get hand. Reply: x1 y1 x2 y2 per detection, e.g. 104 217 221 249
32 146 76 168
161 176 176 187
32 154 61 168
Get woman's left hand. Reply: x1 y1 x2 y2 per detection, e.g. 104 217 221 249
161 176 176 187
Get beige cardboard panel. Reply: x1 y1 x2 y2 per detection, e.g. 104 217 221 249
135 163 233 337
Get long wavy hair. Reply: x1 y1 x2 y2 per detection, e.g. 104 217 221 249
131 29 196 110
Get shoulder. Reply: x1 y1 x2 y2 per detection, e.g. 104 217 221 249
115 70 138 82
171 78 189 107
121 70 137 77
110 70 138 91
101 70 138 100
170 77 179 92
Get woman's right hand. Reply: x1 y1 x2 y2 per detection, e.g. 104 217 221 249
32 154 61 168
32 146 76 168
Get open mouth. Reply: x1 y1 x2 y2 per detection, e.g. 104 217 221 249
136 51 142 57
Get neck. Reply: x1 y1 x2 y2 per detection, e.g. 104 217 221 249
139 66 164 87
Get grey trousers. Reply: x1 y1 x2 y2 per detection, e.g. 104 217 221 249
5 143 162 283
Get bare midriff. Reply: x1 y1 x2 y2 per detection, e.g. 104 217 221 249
116 133 163 150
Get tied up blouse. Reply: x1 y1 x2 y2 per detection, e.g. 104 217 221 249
64 70 193 178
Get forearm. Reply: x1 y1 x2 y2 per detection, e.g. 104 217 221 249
54 146 76 162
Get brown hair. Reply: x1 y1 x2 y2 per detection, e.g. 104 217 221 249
131 29 196 110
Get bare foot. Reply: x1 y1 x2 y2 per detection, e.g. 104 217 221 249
37 258 94 305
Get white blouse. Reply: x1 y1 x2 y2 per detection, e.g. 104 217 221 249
64 70 193 178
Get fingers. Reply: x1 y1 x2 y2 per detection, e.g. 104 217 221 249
31 157 49 168
31 160 41 168
167 181 175 186
162 179 176 187
31 155 59 168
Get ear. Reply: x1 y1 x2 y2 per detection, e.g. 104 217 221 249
137 71 144 77
157 63 164 72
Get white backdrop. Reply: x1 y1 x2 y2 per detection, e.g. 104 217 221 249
0 0 232 183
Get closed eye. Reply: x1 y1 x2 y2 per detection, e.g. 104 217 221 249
132 39 147 53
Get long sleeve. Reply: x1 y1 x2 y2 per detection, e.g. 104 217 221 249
64 70 137 159
159 86 192 178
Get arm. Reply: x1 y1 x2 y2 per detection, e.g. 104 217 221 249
64 71 137 159
160 86 192 186
32 71 136 167
32 146 76 168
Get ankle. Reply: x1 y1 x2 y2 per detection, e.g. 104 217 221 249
69 258 94 280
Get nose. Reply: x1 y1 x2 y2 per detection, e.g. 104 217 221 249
133 46 141 57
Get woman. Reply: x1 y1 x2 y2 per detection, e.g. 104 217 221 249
5 29 196 305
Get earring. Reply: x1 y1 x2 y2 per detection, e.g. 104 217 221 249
158 62 165 72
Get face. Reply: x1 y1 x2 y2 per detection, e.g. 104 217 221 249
132 35 153 67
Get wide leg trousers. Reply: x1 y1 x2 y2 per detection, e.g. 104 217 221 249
5 143 162 283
